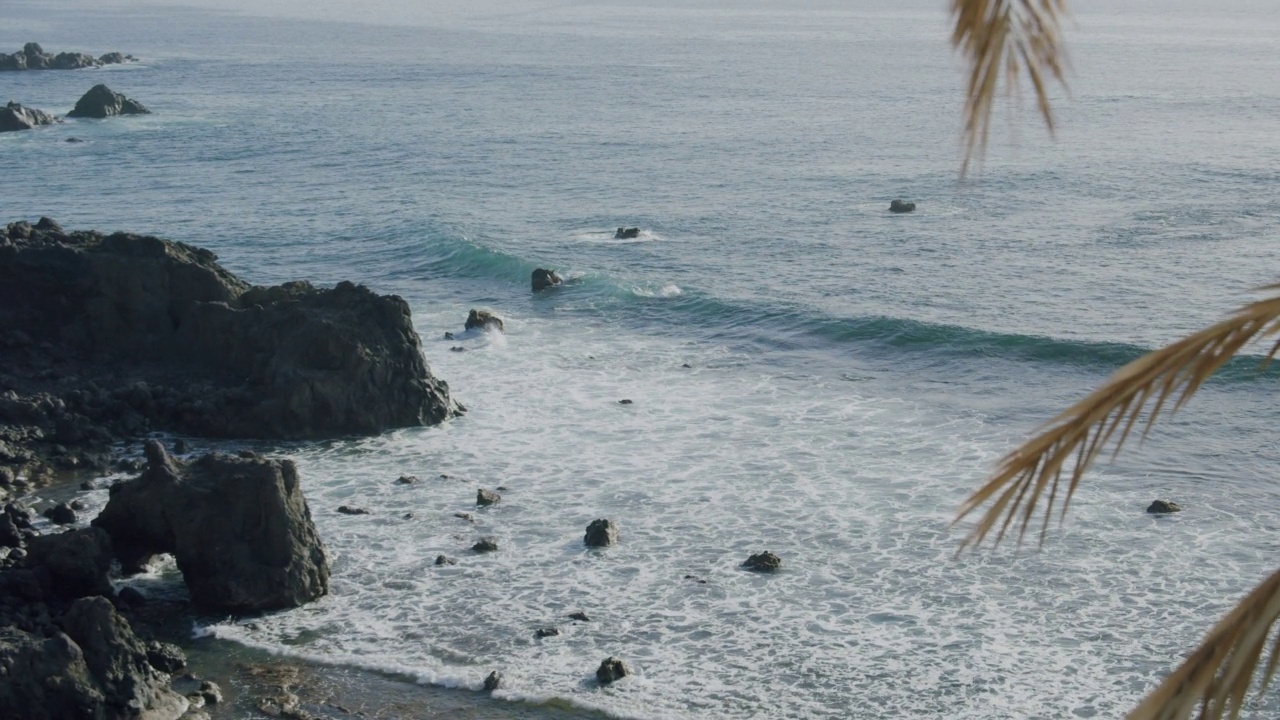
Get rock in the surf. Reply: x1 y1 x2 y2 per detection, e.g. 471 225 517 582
0 102 60 132
1147 500 1182 514
66 84 150 119
596 656 630 684
742 551 782 572
532 268 562 292
584 519 618 547
473 537 499 553
614 227 640 239
464 309 505 332
92 441 329 612
484 671 503 691
477 488 501 506
889 199 916 213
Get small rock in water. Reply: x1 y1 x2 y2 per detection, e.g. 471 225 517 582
484 671 503 691
337 505 369 515
172 439 187 454
464 309 505 332
444 331 455 340
450 346 467 352
596 656 630 684
535 627 560 638
69 499 88 511
402 512 414 520
496 485 508 492
584 518 619 547
742 551 782 572
79 480 96 491
889 199 916 213
682 363 693 369
454 512 474 522
396 475 419 485
684 574 708 584
1147 500 1183 514
43 502 77 525
617 399 633 405
477 488 501 506
65 137 84 143
199 681 223 705
614 227 640 239
568 611 591 622
435 555 456 566
532 268 562 292
473 537 499 553
146 641 186 673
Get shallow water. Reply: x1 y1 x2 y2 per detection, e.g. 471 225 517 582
4 0 1280 717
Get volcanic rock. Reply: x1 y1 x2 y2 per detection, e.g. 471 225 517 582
0 102 60 132
532 268 562 292
66 84 150 119
92 441 329 612
465 309 505 332
584 518 618 547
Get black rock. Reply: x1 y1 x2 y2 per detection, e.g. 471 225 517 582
146 641 187 673
0 101 60 132
596 656 629 684
1147 500 1183 514
889 199 916 213
742 551 782 572
473 537 499 553
402 512 414 519
684 574 708 584
435 555 456 566
92 441 330 613
618 399 633 405
65 136 84 143
0 514 23 548
454 512 474 522
568 611 591 622
396 475 419 485
532 268 562 292
464 309 505 332
444 331 455 340
484 671 503 691
66 84 150 119
614 227 640 239
172 439 188 454
584 518 619 547
25 527 114 598
42 502 77 525
337 505 370 515
477 488 501 506
450 346 467 352
535 627 560 638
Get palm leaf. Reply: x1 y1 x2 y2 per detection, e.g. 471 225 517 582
955 286 1280 551
1126 568 1280 720
951 0 1069 175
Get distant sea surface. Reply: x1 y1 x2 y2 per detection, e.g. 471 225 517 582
4 1 1280 717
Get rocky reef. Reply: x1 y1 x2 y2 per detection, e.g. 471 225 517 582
0 42 135 72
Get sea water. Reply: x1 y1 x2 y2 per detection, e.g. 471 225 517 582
4 0 1280 717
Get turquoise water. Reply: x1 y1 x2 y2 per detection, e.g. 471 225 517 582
5 1 1280 717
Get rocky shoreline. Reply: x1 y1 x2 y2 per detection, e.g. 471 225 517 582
0 219 460 719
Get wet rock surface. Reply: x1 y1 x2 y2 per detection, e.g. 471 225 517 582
0 101 60 132
596 656 629 684
584 518 619 547
742 551 782 572
92 441 329 613
0 219 457 489
0 42 136 71
66 84 151 119
1147 499 1183 514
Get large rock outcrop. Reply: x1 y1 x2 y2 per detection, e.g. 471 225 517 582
0 597 188 720
93 441 329 612
0 220 455 441
0 102 59 132
0 42 135 71
66 84 150 119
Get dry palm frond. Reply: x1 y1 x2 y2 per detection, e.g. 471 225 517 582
951 0 1069 175
955 286 1280 551
1126 568 1280 720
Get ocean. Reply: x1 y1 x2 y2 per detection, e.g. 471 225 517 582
4 0 1280 717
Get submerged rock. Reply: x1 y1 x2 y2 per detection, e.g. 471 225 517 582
1147 500 1183 514
464 309 505 332
889 199 916 213
66 84 150 119
92 441 329 612
742 551 782 572
596 656 629 684
0 101 60 132
568 611 591 622
532 268 562 292
584 519 619 547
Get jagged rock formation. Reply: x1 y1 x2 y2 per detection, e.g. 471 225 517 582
0 102 59 132
0 42 136 72
66 84 150 119
93 441 329 613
